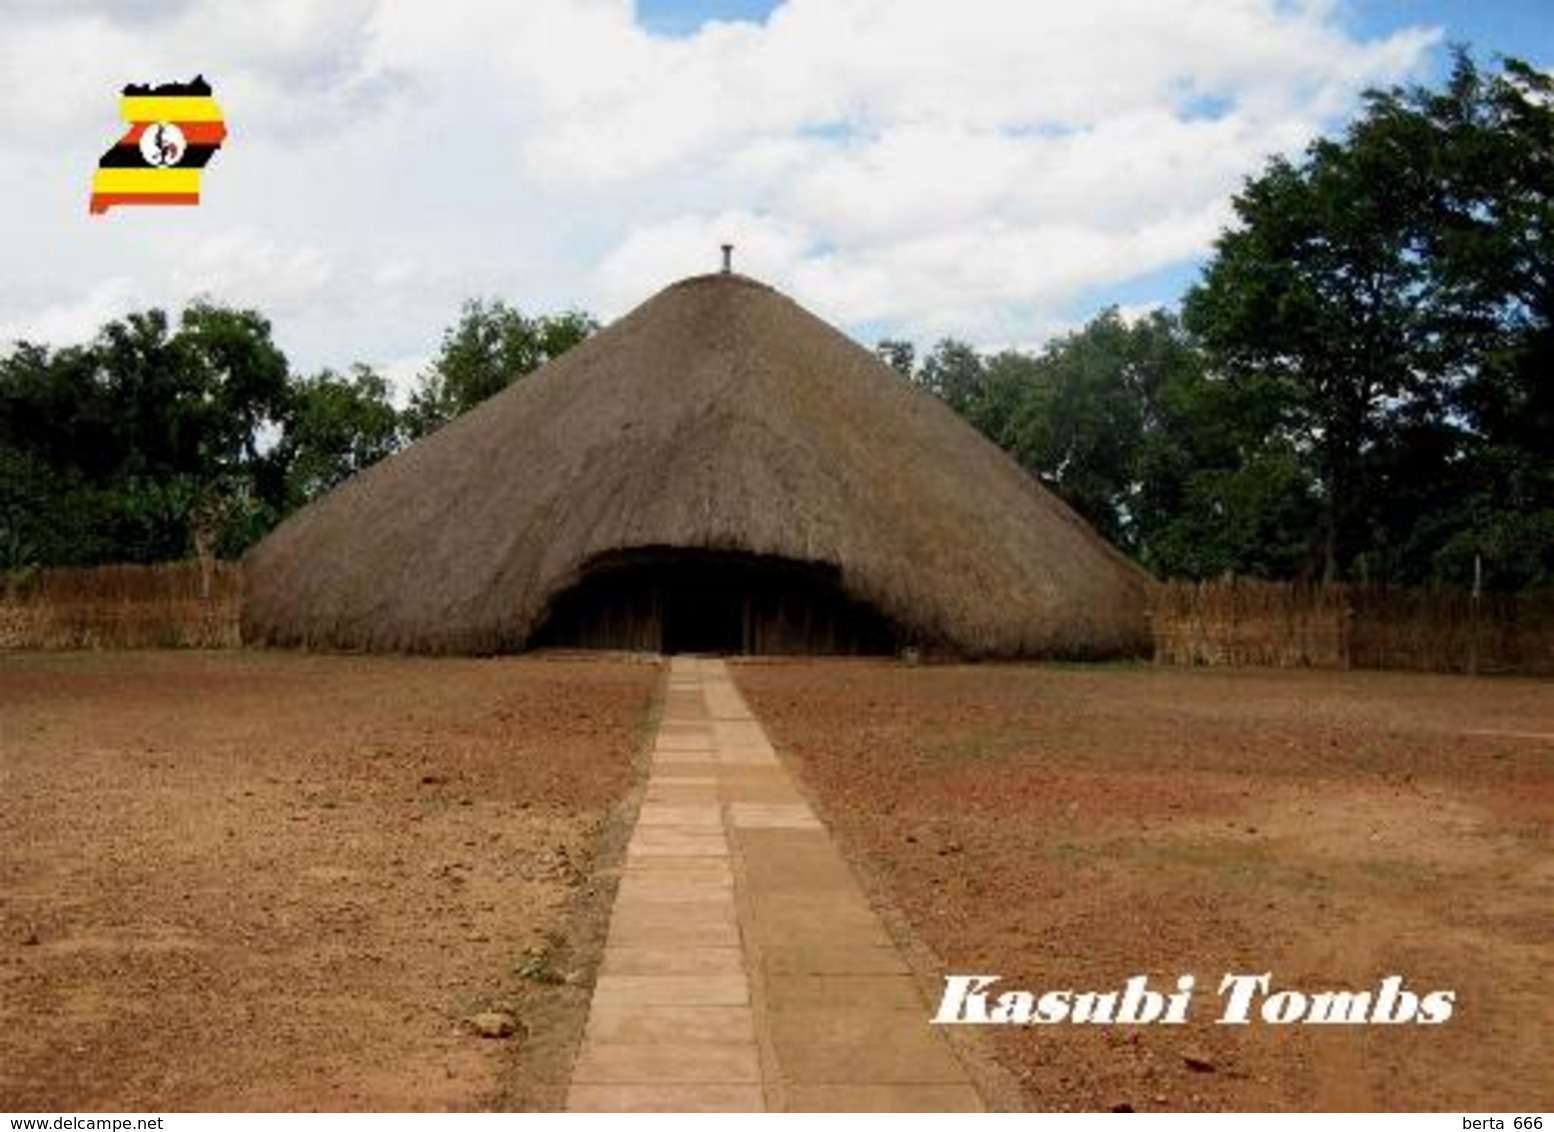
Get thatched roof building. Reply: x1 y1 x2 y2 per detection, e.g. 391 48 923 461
242 271 1150 657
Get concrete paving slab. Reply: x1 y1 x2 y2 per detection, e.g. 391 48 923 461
570 1042 762 1084
626 831 729 858
620 855 732 876
747 903 886 934
585 1003 758 1044
728 802 821 829
645 771 718 784
750 891 880 922
609 899 736 925
590 973 749 1007
567 1084 765 1112
606 916 741 948
720 785 808 805
717 777 803 802
567 657 981 1113
616 868 732 888
768 1009 972 1083
738 855 860 894
630 825 729 844
714 752 780 767
614 880 734 905
636 804 723 826
646 775 721 789
784 1084 983 1112
746 918 896 949
651 750 719 766
760 944 911 976
654 734 715 751
764 974 927 1011
601 946 746 975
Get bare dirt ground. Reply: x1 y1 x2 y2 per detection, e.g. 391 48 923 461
733 660 1554 1113
0 651 658 1112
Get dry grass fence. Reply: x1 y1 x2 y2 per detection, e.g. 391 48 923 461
1151 578 1554 676
1 560 241 649
1150 578 1349 668
5 561 1551 674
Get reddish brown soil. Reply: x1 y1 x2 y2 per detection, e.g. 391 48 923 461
734 660 1554 1113
0 651 658 1112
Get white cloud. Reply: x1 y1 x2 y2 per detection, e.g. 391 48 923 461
593 209 814 310
366 352 431 406
357 0 1438 338
0 0 1441 371
173 228 334 315
0 276 143 345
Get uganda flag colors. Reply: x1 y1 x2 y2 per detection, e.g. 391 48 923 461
89 76 226 215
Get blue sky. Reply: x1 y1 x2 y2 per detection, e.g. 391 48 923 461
2 1 1549 391
640 0 1552 344
1340 1 1550 72
638 0 783 36
639 0 1550 68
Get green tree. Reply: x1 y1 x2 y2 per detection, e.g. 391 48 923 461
875 338 916 378
892 309 1320 576
995 313 1152 545
0 302 292 565
1418 55 1554 587
279 365 402 506
988 309 1309 566
914 339 987 418
175 302 293 557
1185 49 1554 585
404 299 596 438
178 301 291 477
1183 142 1431 578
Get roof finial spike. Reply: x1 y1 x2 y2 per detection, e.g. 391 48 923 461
721 243 733 274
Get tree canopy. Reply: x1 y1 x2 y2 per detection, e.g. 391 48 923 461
1185 49 1553 586
1 297 593 570
889 49 1552 588
402 300 597 440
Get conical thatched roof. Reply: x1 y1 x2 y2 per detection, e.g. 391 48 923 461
242 272 1150 656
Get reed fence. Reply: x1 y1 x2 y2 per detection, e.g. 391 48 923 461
1150 578 1554 675
1 560 242 649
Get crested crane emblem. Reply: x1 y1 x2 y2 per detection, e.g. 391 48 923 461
138 122 187 167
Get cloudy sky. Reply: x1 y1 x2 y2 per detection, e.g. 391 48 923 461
2 0 1548 395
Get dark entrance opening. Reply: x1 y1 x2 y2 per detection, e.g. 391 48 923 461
530 546 897 655
662 567 743 654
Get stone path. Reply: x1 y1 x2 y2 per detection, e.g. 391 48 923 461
566 656 984 1113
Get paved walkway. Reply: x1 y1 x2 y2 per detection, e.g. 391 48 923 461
566 657 983 1113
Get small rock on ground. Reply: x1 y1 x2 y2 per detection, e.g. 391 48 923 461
468 1011 518 1039
1183 1049 1217 1073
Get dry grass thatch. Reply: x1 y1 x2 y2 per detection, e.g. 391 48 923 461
242 273 1150 657
2 560 241 649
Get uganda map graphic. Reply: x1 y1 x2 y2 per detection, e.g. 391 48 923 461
89 75 226 214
